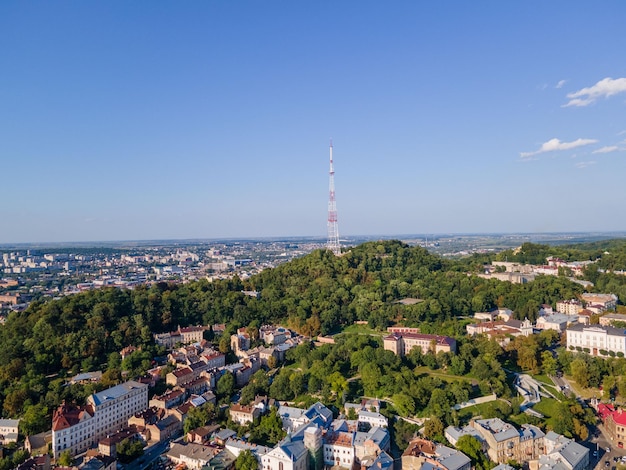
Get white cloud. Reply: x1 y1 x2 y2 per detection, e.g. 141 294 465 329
574 161 596 169
556 80 566 89
592 146 619 154
520 138 598 158
564 77 626 107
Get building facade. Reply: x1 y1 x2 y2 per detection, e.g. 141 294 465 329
52 381 148 458
383 333 456 357
566 324 626 357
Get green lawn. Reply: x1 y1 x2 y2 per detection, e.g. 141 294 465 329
339 323 386 337
531 398 561 428
412 366 475 383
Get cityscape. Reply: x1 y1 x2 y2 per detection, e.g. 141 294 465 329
2 3 626 470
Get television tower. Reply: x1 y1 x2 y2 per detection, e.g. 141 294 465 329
327 140 340 255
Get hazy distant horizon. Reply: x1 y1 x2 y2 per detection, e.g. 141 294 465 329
2 231 626 249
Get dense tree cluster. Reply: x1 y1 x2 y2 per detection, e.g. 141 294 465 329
1 239 625 439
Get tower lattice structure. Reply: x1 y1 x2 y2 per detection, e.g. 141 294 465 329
327 140 340 255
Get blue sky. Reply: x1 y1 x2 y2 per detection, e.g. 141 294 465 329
1 2 626 243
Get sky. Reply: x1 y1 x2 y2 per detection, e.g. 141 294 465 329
1 2 626 243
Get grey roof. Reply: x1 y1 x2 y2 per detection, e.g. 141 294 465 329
544 432 589 469
278 405 306 420
474 418 519 442
215 428 237 440
367 427 390 448
444 425 483 444
0 418 19 427
304 402 333 427
91 380 146 406
567 323 626 336
276 439 307 461
435 444 471 470
492 465 516 470
521 424 545 441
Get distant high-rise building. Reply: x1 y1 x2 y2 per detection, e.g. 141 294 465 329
327 141 340 255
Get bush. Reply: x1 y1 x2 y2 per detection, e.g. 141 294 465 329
600 349 608 356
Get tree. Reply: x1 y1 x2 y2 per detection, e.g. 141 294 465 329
235 450 258 470
117 438 144 464
184 403 216 434
250 408 286 446
57 450 74 467
392 394 415 417
20 403 49 436
456 435 490 470
422 416 444 441
570 358 590 388
217 373 235 401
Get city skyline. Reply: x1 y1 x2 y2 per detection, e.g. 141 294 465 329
1 2 626 243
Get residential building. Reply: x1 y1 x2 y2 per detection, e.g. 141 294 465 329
166 367 194 387
402 438 471 470
149 389 185 409
556 300 583 316
229 404 261 426
383 332 456 357
52 381 148 458
261 438 308 470
470 418 545 464
167 442 221 470
598 403 626 447
599 313 626 327
534 431 589 470
357 410 387 428
581 293 618 311
0 419 19 444
566 324 626 357
535 314 575 333
323 431 355 468
444 425 485 447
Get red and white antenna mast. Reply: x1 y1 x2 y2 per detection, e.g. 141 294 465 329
327 139 340 255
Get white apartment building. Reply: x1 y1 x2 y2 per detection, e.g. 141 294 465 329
566 324 626 357
52 381 148 458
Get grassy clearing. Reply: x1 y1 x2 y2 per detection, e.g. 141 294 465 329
531 398 561 428
412 366 475 383
340 323 386 337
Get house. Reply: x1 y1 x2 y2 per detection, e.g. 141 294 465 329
581 293 618 311
167 442 221 470
383 332 456 357
97 426 140 458
0 418 19 444
25 431 52 456
229 404 261 426
444 425 485 447
187 425 220 445
556 300 583 316
402 438 471 470
149 389 185 409
16 455 51 470
261 438 309 470
535 314 575 333
323 431 355 468
80 454 116 470
598 403 626 447
145 414 181 443
166 367 194 387
599 313 626 327
357 410 387 428
533 431 589 470
469 418 544 464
